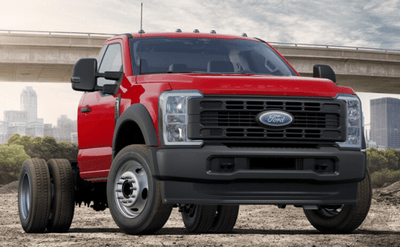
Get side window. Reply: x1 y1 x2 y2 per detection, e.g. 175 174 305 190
97 43 123 86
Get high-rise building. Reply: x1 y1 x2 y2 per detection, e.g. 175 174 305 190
4 110 27 136
0 121 7 143
44 123 55 137
370 97 400 150
55 115 77 142
20 86 37 123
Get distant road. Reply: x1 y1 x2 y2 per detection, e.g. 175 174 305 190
1 30 399 94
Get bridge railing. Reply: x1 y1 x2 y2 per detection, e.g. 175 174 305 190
267 42 400 54
0 29 116 37
1 29 399 54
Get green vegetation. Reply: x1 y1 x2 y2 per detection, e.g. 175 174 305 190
0 134 78 184
367 148 400 173
0 144 30 184
370 168 400 188
367 148 400 188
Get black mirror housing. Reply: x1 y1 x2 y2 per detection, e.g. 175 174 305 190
102 84 119 95
104 71 123 81
313 64 336 83
71 58 98 92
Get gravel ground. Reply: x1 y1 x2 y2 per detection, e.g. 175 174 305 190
0 181 399 247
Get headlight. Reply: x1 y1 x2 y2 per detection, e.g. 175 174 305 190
159 90 203 145
336 94 363 149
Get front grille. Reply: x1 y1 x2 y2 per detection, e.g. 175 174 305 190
188 97 347 142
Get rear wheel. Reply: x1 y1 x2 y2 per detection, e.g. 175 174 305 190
18 158 51 233
46 159 75 232
303 171 372 233
107 145 173 234
209 205 239 233
181 204 217 233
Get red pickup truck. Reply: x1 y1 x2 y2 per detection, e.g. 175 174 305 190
18 31 371 235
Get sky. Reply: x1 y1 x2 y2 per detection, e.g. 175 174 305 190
1 0 400 49
0 0 399 126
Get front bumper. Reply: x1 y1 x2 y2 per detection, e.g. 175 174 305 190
151 145 366 205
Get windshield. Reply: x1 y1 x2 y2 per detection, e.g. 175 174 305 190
129 37 297 76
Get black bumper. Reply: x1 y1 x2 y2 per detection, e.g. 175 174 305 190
152 145 366 205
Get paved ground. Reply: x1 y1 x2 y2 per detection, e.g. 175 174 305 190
1 181 399 246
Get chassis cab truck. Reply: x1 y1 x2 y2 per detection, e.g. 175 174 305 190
18 32 371 234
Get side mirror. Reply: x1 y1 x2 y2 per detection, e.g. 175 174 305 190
313 64 336 83
71 59 124 93
71 58 97 92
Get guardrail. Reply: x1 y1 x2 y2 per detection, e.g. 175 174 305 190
0 29 116 37
268 41 400 54
0 29 399 53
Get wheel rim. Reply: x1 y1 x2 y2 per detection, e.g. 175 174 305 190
49 175 55 220
182 204 197 219
19 173 31 220
317 205 344 218
114 160 149 219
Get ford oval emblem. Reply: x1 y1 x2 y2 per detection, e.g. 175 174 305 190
256 110 294 127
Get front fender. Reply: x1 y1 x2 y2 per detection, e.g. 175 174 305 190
112 104 159 159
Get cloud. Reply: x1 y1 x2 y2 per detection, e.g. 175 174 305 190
0 0 399 48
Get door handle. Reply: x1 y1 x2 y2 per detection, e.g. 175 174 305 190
81 107 91 113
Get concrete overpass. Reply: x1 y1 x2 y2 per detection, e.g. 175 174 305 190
1 30 399 94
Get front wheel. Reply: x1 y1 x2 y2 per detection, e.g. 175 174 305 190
107 145 172 234
303 171 372 233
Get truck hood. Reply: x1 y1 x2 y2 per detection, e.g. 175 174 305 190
136 74 355 98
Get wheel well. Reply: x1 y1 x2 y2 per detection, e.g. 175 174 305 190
114 121 145 156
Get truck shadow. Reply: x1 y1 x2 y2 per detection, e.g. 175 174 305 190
69 228 400 236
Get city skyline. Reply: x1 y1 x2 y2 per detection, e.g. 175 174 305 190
0 85 78 143
0 82 82 126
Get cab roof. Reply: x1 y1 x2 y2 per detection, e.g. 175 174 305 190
113 32 259 41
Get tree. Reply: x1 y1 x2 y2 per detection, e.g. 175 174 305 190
8 133 33 147
384 149 399 170
29 136 59 160
367 148 388 173
55 141 78 160
0 144 30 184
7 134 78 161
7 133 22 145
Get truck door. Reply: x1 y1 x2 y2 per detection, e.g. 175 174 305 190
78 42 124 180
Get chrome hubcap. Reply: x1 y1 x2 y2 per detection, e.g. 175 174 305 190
114 160 148 218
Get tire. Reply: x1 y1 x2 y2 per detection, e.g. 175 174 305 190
107 145 173 234
18 158 51 233
46 159 75 232
181 205 217 233
303 171 372 233
209 205 239 233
